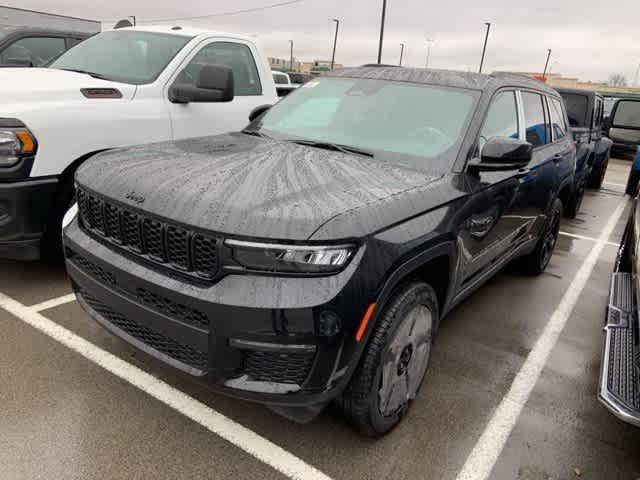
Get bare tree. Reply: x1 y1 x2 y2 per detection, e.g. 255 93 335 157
609 74 628 87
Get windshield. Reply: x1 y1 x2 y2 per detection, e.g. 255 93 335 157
560 93 589 127
50 30 193 84
254 77 478 170
613 100 640 128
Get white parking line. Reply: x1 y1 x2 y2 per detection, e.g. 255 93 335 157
30 293 77 312
0 292 332 480
559 231 618 247
455 196 628 480
603 181 626 189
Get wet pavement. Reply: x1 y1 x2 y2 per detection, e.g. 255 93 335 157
1 158 639 480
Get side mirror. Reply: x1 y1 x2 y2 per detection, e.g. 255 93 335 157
470 137 533 173
169 65 234 104
248 104 272 123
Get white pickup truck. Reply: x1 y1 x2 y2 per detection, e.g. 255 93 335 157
0 25 278 260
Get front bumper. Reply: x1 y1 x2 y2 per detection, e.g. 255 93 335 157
599 272 640 427
0 176 58 260
63 218 372 408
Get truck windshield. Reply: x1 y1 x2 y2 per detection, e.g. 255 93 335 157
50 30 193 85
560 93 589 127
254 77 478 170
613 100 640 128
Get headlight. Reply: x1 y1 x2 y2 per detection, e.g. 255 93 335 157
225 239 356 274
0 129 37 166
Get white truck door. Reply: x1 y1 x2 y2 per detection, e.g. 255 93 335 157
166 39 270 140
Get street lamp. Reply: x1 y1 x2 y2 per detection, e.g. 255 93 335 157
399 43 405 66
289 40 294 72
377 0 387 64
478 22 491 73
425 39 434 68
331 19 340 70
542 49 552 81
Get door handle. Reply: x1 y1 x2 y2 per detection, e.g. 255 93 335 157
515 167 531 179
552 154 563 163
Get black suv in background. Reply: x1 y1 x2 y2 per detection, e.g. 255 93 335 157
0 26 89 67
556 88 613 204
63 67 575 436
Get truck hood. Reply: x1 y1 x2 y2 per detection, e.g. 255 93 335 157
76 133 444 241
0 68 136 104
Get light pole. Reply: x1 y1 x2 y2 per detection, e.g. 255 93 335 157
425 39 433 68
399 43 405 66
377 0 387 64
289 40 294 72
331 19 340 70
478 22 491 73
542 49 552 81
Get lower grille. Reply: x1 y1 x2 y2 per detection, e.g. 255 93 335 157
136 288 209 331
79 290 208 373
72 255 116 287
243 350 315 385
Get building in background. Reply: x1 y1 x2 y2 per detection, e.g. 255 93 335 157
0 5 100 34
516 72 640 96
269 56 343 74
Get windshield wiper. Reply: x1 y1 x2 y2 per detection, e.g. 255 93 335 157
289 139 374 157
57 68 112 81
242 129 271 139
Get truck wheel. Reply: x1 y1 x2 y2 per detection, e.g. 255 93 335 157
339 281 438 437
564 180 584 219
41 175 76 259
520 198 562 275
588 150 609 189
625 169 640 196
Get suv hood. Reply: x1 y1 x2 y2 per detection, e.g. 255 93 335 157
76 133 444 241
0 68 136 105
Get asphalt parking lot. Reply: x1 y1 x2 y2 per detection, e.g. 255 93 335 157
1 158 639 480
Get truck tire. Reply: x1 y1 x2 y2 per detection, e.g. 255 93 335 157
625 169 640 196
564 180 584 219
41 175 75 259
519 198 562 275
588 150 610 189
339 281 438 437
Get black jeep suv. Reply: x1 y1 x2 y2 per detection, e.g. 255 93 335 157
63 67 575 436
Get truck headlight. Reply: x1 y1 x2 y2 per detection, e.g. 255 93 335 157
0 129 37 166
225 239 355 274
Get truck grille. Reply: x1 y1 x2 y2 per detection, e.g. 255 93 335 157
78 289 208 374
77 189 220 281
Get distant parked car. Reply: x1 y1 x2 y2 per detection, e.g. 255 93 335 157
272 70 297 97
605 98 640 156
288 72 314 86
63 67 575 436
599 186 639 427
0 26 89 67
556 88 613 197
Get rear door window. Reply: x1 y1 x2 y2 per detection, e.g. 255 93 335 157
548 97 567 141
613 101 640 128
0 36 66 66
521 92 549 147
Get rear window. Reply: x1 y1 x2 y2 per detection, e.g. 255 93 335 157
273 73 288 85
560 93 589 127
613 100 640 128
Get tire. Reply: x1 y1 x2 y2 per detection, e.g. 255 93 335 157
41 174 76 259
625 169 640 196
339 281 438 437
519 198 562 275
588 150 609 189
564 180 584 219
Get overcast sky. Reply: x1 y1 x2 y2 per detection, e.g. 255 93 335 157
5 0 639 84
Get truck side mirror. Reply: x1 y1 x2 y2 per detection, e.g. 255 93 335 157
169 65 235 104
469 137 533 173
